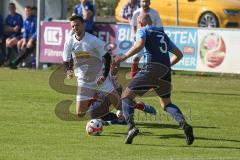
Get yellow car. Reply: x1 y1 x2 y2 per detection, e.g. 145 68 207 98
115 0 240 28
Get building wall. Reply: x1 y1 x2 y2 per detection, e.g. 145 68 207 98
0 0 67 21
1 0 37 19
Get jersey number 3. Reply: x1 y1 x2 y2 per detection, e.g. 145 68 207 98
157 34 167 54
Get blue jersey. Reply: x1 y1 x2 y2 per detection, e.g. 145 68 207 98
74 2 94 32
5 13 23 36
136 26 177 67
23 15 37 40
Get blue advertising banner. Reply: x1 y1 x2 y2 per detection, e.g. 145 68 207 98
165 28 198 71
115 24 133 54
114 24 198 70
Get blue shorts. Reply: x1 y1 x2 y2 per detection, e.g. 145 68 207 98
5 32 22 39
128 63 172 98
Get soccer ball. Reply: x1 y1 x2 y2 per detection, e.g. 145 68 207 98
116 110 124 120
86 119 103 136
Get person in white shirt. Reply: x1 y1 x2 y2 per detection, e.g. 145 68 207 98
62 15 121 118
130 0 162 77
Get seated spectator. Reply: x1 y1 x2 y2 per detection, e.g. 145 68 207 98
0 14 4 65
73 0 95 34
10 6 37 69
5 3 23 64
120 0 139 23
0 14 3 40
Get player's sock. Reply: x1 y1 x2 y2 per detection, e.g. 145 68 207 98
14 47 34 65
130 62 140 78
109 119 127 125
88 99 102 119
134 102 157 115
122 97 135 130
164 103 186 127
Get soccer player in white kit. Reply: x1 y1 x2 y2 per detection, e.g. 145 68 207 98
62 15 121 118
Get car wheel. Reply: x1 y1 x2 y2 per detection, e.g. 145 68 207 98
198 12 219 28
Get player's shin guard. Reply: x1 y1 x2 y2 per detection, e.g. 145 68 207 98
164 103 186 128
122 97 135 130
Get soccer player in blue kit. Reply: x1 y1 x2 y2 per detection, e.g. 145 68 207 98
114 13 194 145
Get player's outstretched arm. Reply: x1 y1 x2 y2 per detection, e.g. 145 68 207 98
114 38 145 64
170 47 183 66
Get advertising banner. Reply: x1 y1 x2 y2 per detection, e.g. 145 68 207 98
40 21 240 74
40 21 70 63
40 22 116 63
114 25 198 68
197 29 240 74
165 27 198 71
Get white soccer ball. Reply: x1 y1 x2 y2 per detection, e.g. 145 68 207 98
116 110 124 120
86 119 103 136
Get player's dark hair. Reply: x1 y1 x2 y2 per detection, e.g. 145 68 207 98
69 15 84 23
9 3 16 7
25 6 32 10
31 6 37 10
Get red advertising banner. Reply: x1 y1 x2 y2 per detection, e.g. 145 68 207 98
40 21 71 63
40 21 116 63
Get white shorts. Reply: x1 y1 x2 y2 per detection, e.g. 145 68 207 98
76 76 115 101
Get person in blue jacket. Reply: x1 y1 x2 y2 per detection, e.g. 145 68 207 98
5 3 23 64
10 6 37 69
73 0 95 34
0 14 5 65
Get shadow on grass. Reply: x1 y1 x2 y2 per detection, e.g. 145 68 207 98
99 134 121 137
178 91 240 97
136 122 219 129
133 143 240 150
158 133 240 143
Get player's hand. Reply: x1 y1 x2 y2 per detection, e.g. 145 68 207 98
26 38 34 48
66 70 74 80
13 26 19 32
96 76 106 85
114 55 125 64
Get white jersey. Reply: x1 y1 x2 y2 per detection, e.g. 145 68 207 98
131 8 162 28
63 32 106 82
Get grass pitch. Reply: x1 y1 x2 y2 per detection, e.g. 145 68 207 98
0 68 240 160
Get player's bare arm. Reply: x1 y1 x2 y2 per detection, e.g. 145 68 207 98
170 47 183 66
114 38 145 64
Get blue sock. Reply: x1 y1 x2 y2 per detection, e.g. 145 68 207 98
164 103 186 127
122 97 135 130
